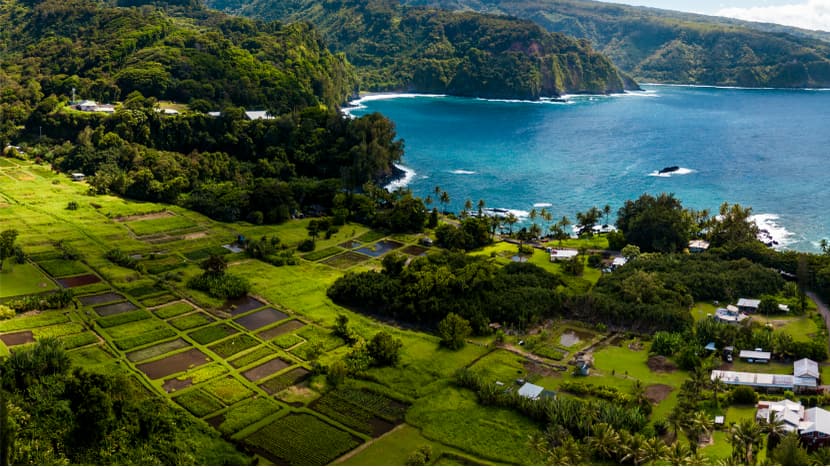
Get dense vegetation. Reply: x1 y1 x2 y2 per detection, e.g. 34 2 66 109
403 0 830 88
0 339 247 465
205 0 638 98
0 0 407 224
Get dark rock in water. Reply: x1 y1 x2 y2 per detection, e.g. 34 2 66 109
659 166 680 174
376 164 406 188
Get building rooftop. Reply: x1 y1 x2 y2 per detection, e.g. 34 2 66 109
517 382 545 400
737 298 761 309
739 350 771 360
689 239 710 250
711 370 794 389
801 407 830 435
244 110 273 120
794 358 820 379
550 249 579 260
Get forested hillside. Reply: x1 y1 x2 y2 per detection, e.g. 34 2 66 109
403 0 830 87
0 0 403 224
204 0 638 98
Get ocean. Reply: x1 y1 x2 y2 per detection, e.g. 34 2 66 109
345 85 830 252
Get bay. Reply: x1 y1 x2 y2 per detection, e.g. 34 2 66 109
346 86 830 253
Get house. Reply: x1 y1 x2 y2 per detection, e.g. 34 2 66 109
704 342 717 352
611 256 627 269
689 239 710 253
70 173 85 181
207 111 221 118
711 369 795 391
756 399 804 433
737 298 761 313
715 306 749 324
801 407 830 450
550 249 579 262
77 100 99 111
794 358 820 380
244 110 274 120
739 349 771 363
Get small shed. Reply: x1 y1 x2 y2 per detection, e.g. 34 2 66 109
550 249 579 262
794 358 820 379
739 349 771 363
244 110 274 120
611 256 627 268
71 173 85 181
689 239 710 253
737 298 761 313
705 342 717 352
518 382 545 400
714 415 725 426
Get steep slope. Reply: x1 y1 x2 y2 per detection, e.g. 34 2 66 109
404 0 830 87
205 0 639 99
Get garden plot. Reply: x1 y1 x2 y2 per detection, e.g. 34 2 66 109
257 319 305 340
188 323 239 345
59 332 98 349
163 377 193 393
208 398 282 436
321 251 370 269
233 307 288 331
125 215 197 236
229 346 275 369
136 348 211 379
0 330 34 346
401 245 429 256
355 240 404 257
223 296 266 316
310 387 409 437
243 413 361 465
207 334 259 359
290 326 344 360
36 259 88 278
259 367 310 395
153 301 194 319
241 357 292 382
183 246 230 261
78 292 125 306
126 338 190 362
173 389 224 417
169 312 214 330
97 310 151 328
301 246 343 262
106 319 177 350
93 301 138 317
202 376 254 405
141 293 179 307
56 274 101 288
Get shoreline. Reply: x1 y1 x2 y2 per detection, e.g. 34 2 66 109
641 82 830 92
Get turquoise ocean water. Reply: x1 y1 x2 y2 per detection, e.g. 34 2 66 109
346 85 830 252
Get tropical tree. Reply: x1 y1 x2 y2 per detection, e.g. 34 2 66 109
439 191 450 214
424 195 433 207
437 313 471 350
760 413 788 453
619 431 648 465
729 418 764 465
505 212 518 235
639 437 669 465
603 204 612 226
684 411 714 452
477 199 485 218
0 229 18 270
462 199 473 219
769 432 810 466
587 423 620 461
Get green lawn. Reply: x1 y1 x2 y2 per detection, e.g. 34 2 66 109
751 313 820 342
0 262 58 297
124 215 198 236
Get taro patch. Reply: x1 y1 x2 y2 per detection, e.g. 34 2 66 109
212 398 282 436
153 301 194 319
242 413 360 465
188 323 238 345
355 239 404 257
136 348 210 379
207 334 259 359
173 389 223 417
242 357 291 382
37 259 88 278
169 312 214 330
0 330 34 346
257 319 304 340
233 307 288 331
321 251 369 269
310 387 408 437
402 245 429 256
126 338 190 362
93 301 138 317
259 367 310 394
229 346 275 369
201 376 254 405
78 292 125 306
57 274 101 288
223 296 265 316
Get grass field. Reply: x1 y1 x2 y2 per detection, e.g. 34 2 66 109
0 262 58 297
125 215 198 236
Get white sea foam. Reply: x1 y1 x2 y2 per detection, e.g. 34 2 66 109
533 202 553 208
647 167 695 177
384 164 416 191
751 214 794 249
474 97 573 105
450 169 476 175
342 93 447 118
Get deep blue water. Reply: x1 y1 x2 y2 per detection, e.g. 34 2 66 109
346 85 830 252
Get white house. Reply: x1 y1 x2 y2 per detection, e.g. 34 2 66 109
715 306 749 324
550 249 579 262
517 382 545 400
756 399 804 432
70 173 85 181
801 407 830 449
244 110 274 120
737 298 761 313
689 239 710 253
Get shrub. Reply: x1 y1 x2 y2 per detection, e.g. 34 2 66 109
66 201 78 210
731 386 758 405
0 304 15 320
587 254 603 268
297 238 316 252
187 272 250 299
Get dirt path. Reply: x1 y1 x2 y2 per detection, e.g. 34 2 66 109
332 423 407 464
806 291 830 351
496 343 568 371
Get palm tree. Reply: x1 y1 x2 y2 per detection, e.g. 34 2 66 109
439 191 450 214
619 431 648 465
668 409 685 443
662 442 694 465
710 376 726 408
760 413 788 453
505 212 518 235
603 204 612 227
730 419 764 465
424 195 433 208
476 199 485 218
587 423 620 461
462 199 473 219
821 238 829 255
639 437 669 465
433 185 441 199
684 411 714 452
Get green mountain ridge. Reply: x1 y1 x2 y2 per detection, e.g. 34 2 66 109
402 0 830 88
204 0 639 99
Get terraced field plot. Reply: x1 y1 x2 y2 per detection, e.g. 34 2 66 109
169 312 214 330
153 301 195 319
188 323 239 345
241 357 291 382
228 346 275 369
207 334 260 359
56 274 101 287
310 387 408 437
125 215 197 236
257 319 304 340
202 376 254 405
259 367 310 394
36 259 88 277
79 292 125 306
173 389 223 417
224 296 266 316
233 307 288 331
0 262 58 297
136 348 210 379
126 338 190 362
320 251 369 269
243 413 361 465
93 301 138 316
208 398 283 436
0 330 34 346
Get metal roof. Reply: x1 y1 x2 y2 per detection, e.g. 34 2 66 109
737 298 761 308
517 382 545 399
711 370 793 389
739 350 771 360
801 408 830 435
794 358 820 379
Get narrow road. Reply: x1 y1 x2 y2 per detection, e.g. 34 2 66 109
806 291 830 351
